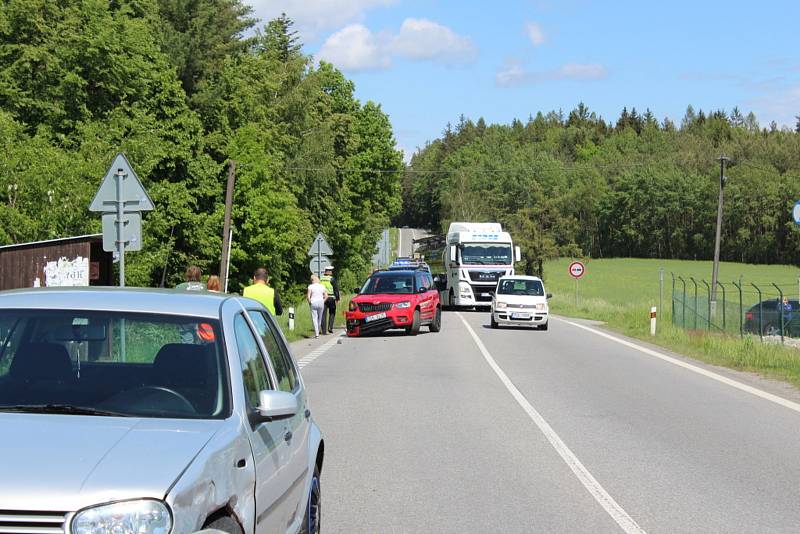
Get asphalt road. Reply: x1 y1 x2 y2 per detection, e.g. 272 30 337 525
298 311 800 533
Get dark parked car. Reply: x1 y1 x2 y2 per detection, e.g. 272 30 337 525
744 298 800 336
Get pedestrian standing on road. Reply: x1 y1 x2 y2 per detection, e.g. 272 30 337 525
243 268 284 316
175 265 206 291
206 275 221 292
320 266 340 334
307 274 328 338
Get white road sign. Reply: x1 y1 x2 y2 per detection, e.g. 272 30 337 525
569 261 586 279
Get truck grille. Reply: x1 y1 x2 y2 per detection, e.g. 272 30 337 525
468 270 505 282
0 511 68 534
358 302 393 313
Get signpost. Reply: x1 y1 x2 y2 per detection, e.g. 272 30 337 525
568 260 586 307
89 153 153 287
307 232 333 278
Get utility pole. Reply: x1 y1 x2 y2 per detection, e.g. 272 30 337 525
220 161 236 290
710 155 729 317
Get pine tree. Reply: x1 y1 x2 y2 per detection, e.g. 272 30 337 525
681 105 696 130
795 115 800 133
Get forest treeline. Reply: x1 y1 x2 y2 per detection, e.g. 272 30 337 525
400 104 800 273
0 0 402 296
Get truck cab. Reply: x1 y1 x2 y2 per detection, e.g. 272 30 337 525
429 223 521 309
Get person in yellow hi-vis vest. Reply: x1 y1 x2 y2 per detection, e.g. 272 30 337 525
243 267 283 316
320 266 340 334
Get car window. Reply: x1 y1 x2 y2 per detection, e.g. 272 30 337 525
248 311 298 393
415 273 427 291
497 279 544 296
234 314 272 408
361 274 415 294
0 310 226 418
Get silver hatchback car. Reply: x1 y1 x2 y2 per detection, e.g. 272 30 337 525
0 288 323 534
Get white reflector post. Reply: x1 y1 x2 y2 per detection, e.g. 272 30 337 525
288 307 295 331
650 306 657 336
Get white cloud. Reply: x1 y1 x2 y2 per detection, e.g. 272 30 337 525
318 24 390 71
747 85 800 128
525 22 546 46
496 60 607 86
247 0 395 40
317 18 477 72
391 18 477 63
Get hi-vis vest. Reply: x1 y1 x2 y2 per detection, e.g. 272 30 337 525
320 275 334 295
243 283 276 315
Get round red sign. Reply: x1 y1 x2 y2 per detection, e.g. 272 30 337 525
568 261 585 279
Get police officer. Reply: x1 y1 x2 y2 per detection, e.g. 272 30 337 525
320 266 340 334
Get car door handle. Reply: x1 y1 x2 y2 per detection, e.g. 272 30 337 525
304 409 311 419
284 430 293 442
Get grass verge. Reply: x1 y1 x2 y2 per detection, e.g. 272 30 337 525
276 294 354 343
544 258 800 388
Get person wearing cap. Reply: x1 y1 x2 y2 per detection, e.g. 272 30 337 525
243 267 283 316
320 265 340 334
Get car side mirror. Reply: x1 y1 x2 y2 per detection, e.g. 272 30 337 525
546 293 553 299
353 288 360 294
253 390 297 423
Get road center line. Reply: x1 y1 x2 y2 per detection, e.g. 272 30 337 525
555 317 800 415
457 313 646 534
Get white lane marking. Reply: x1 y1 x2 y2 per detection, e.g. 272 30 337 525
296 334 343 369
556 317 800 415
457 313 646 534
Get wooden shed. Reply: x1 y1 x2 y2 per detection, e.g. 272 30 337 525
0 234 114 290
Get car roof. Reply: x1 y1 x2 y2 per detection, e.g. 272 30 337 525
0 287 241 318
499 275 542 281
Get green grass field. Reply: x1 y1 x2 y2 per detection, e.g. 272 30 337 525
543 258 800 387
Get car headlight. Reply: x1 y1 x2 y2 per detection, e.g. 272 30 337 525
395 301 411 309
349 301 357 312
72 499 172 534
535 303 546 310
495 301 507 309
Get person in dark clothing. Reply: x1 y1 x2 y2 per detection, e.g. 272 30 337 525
320 266 340 334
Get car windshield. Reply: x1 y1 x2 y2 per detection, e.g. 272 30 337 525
361 274 416 294
497 279 544 296
461 243 513 265
0 309 227 419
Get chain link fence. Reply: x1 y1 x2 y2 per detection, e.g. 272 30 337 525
671 274 800 344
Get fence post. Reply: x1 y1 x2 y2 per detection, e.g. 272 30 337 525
701 280 712 330
751 283 762 342
716 281 726 332
678 276 687 329
773 283 785 344
732 280 742 338
690 277 699 330
671 273 675 325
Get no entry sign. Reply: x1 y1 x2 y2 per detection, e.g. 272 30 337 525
568 261 586 279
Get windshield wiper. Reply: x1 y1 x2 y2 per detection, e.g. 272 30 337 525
0 404 132 417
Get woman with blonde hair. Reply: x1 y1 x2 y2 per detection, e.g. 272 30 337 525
307 274 328 338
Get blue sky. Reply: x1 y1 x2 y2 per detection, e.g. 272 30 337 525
249 1 800 159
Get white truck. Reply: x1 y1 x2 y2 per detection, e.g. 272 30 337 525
417 222 521 309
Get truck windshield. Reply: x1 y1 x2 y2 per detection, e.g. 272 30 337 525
0 310 228 419
361 274 415 294
461 243 512 265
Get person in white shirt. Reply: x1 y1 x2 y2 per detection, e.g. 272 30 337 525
307 275 329 338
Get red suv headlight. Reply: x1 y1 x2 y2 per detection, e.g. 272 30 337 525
349 301 357 312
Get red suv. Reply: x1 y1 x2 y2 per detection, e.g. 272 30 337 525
346 266 442 336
